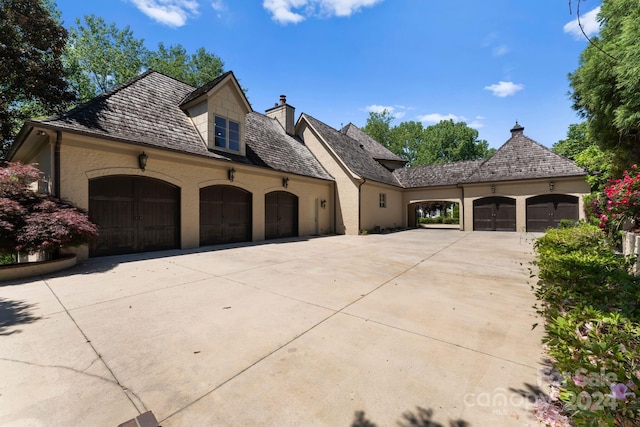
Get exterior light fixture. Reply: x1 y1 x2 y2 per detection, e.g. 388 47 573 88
228 168 235 182
283 177 289 188
138 152 148 171
549 181 554 192
36 130 47 136
491 185 495 193
320 199 327 209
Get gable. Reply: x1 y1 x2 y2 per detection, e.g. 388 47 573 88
182 73 252 156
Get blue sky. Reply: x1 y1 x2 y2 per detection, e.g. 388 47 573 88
53 0 602 149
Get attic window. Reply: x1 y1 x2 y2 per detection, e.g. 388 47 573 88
214 116 240 152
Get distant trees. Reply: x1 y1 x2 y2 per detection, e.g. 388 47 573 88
362 111 493 166
65 15 226 103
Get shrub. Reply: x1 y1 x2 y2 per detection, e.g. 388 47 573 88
533 222 640 426
0 162 98 258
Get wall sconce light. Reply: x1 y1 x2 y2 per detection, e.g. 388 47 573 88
283 177 289 188
36 130 47 136
138 152 148 171
320 199 327 209
228 168 235 182
549 181 555 192
491 185 495 193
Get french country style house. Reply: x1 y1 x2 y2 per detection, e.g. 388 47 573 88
8 70 590 259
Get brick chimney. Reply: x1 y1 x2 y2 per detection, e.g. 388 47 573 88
265 95 295 135
510 121 524 137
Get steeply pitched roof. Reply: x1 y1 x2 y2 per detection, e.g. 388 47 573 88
28 71 331 180
39 70 226 159
301 114 401 187
341 123 405 162
393 160 483 188
245 113 332 180
179 71 232 106
463 128 586 183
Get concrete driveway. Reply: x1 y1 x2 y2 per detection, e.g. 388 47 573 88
0 230 546 426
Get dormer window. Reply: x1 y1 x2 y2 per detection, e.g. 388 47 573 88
215 116 240 152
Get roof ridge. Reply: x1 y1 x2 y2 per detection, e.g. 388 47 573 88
179 70 235 106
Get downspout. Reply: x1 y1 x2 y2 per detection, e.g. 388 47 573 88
333 181 337 234
358 178 366 233
54 130 62 198
457 182 464 231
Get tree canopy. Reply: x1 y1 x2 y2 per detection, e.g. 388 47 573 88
553 121 612 191
0 0 75 156
362 111 492 166
65 16 227 102
569 0 640 170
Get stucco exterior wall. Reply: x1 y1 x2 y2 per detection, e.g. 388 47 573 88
206 81 248 156
298 122 359 235
360 182 403 231
54 133 333 259
462 177 591 232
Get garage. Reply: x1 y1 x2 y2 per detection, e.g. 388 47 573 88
89 176 180 256
473 197 516 231
200 185 252 245
265 191 298 239
526 194 579 232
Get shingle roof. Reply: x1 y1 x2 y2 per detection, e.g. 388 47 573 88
302 114 401 187
393 160 483 188
245 113 332 180
40 70 227 159
32 71 331 180
463 129 586 183
341 123 405 162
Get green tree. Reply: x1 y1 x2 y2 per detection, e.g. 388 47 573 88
553 122 613 191
64 15 226 103
146 43 224 88
416 119 490 165
389 121 424 164
552 122 591 160
362 110 394 151
64 15 146 102
0 0 75 157
569 0 640 170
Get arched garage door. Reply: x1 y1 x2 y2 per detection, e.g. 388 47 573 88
89 176 180 256
200 185 252 245
265 191 298 239
473 197 516 231
526 194 579 232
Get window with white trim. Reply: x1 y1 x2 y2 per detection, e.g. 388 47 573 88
379 193 386 208
214 116 240 152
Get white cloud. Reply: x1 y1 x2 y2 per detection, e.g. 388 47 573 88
417 113 460 123
263 0 383 24
484 81 524 97
468 116 485 129
492 45 510 57
364 104 407 120
564 6 601 40
130 0 199 27
211 0 224 11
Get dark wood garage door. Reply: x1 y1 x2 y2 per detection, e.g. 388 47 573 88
200 185 252 245
473 197 516 231
526 194 579 232
265 191 298 239
89 176 180 256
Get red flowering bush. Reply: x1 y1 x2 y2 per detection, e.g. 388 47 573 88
0 162 98 258
600 165 640 230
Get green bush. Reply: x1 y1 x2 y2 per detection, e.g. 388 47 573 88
533 223 640 425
